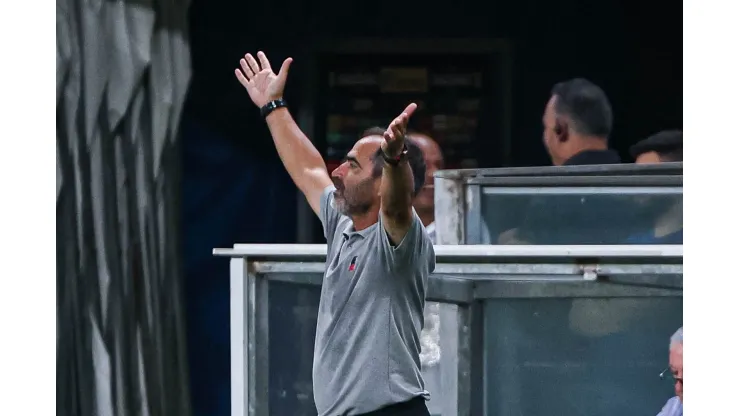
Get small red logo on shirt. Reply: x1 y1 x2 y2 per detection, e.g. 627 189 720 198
348 256 357 272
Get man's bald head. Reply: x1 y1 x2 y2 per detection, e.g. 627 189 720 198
670 327 683 349
409 133 443 163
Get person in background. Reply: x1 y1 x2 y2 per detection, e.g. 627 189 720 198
542 78 620 166
631 130 683 164
657 327 683 416
626 130 683 244
409 133 443 242
235 51 434 416
499 78 622 244
409 132 491 244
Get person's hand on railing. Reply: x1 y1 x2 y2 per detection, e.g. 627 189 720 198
234 51 292 108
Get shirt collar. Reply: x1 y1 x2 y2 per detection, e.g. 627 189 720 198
342 221 377 240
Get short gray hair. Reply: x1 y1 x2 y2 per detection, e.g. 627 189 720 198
669 327 683 348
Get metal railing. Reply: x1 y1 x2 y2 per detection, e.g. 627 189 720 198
213 244 683 416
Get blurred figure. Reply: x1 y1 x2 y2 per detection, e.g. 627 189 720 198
630 130 683 164
542 78 620 166
409 132 491 244
657 327 683 415
626 130 683 244
409 133 444 241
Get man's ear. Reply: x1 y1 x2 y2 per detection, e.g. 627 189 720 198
554 117 569 142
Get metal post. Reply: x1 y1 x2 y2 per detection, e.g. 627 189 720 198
434 174 466 245
468 302 484 416
253 269 270 416
231 256 271 416
455 304 473 416
230 257 250 416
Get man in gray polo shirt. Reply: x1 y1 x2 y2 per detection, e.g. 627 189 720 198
236 51 435 416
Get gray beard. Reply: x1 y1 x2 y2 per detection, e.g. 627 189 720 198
335 194 371 216
333 176 376 216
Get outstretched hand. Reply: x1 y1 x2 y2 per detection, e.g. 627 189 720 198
382 103 418 157
234 51 292 108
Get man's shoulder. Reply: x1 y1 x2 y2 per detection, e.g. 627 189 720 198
406 211 435 251
370 212 434 264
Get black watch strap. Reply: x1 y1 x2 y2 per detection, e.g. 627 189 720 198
382 144 409 166
260 99 287 118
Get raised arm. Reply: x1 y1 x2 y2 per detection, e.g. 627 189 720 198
379 103 418 245
235 51 332 215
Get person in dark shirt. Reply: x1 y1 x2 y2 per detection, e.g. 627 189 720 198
626 130 683 244
542 78 621 166
499 78 625 244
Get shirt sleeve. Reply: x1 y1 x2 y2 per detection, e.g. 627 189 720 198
376 209 436 275
319 185 342 244
656 397 682 416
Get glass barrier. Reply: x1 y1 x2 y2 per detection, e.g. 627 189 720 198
268 281 322 415
481 187 683 245
216 244 682 416
483 297 682 415
434 163 683 245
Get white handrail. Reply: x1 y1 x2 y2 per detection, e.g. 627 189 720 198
213 244 682 258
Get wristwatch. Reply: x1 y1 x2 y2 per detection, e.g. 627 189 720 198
260 98 287 118
382 144 409 166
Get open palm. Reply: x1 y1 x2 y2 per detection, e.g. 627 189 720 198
234 51 292 108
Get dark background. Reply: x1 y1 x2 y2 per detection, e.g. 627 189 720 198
180 0 681 414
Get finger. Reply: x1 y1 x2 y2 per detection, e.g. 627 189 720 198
399 113 410 128
384 130 393 142
245 53 261 74
257 51 272 71
387 118 400 133
388 119 403 137
235 69 249 87
240 59 254 79
391 124 404 139
277 57 293 84
401 103 418 119
390 118 401 132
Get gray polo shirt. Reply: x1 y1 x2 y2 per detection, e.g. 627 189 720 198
313 185 436 416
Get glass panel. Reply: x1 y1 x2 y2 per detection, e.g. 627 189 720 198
481 188 683 245
268 280 322 416
267 279 460 416
483 296 683 416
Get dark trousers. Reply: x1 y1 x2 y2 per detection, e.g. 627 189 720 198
358 397 430 416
